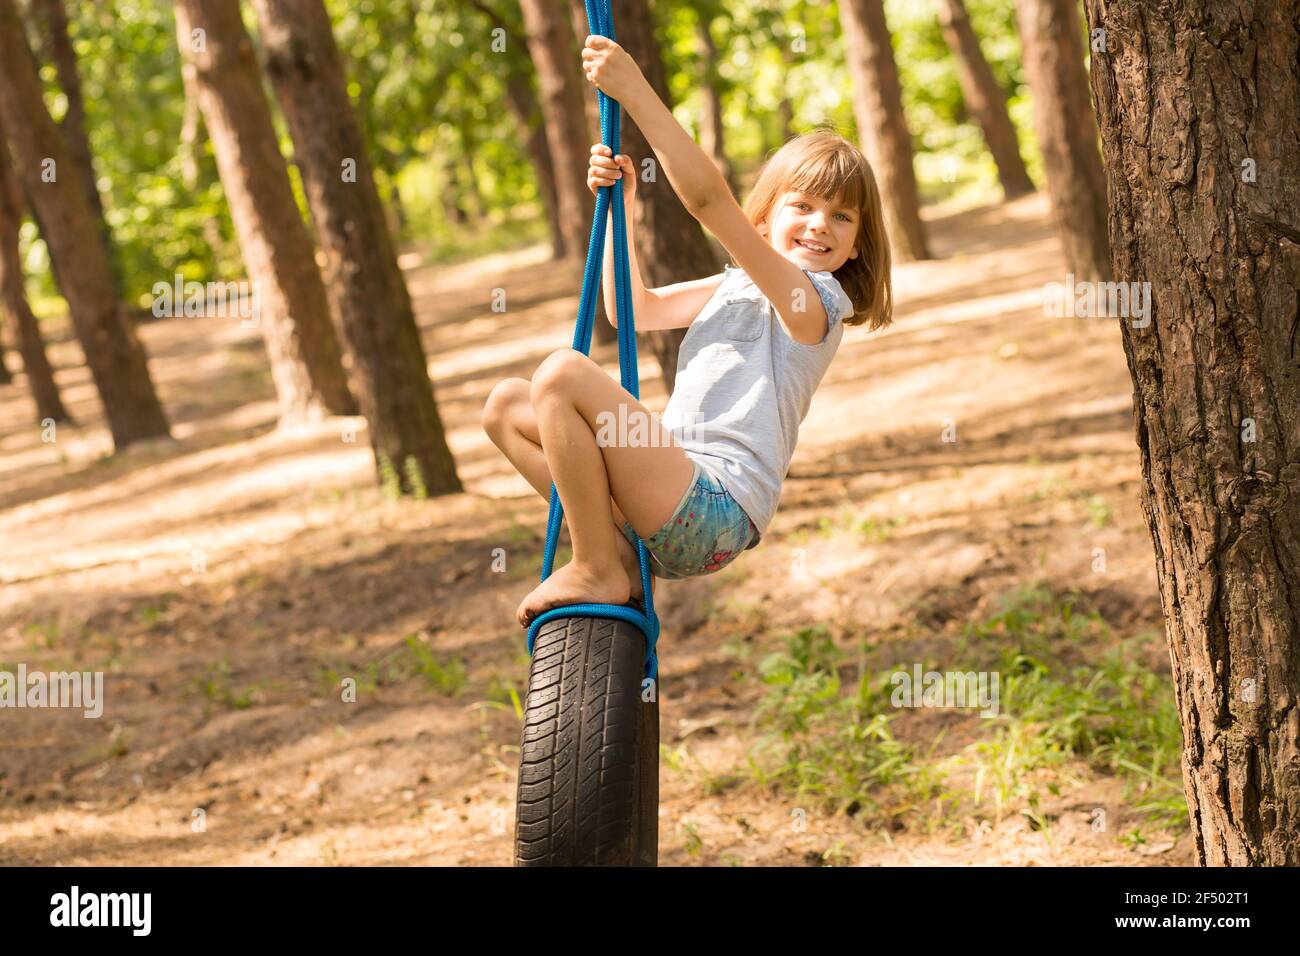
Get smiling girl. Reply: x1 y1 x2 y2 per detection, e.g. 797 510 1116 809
482 34 893 628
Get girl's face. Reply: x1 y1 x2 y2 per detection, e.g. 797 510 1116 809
761 190 861 273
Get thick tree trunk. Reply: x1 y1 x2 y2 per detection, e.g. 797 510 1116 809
0 0 169 448
839 0 931 262
606 0 719 392
1084 0 1300 865
174 0 357 425
0 127 70 423
937 0 1035 199
520 0 615 345
249 0 461 497
695 16 738 198
29 0 104 227
1014 0 1109 280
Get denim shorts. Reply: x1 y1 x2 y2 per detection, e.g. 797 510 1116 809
620 460 757 580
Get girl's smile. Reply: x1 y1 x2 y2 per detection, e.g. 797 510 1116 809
765 191 860 273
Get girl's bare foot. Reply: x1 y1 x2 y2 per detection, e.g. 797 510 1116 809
517 560 630 628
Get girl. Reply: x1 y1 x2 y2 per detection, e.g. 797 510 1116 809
482 34 892 629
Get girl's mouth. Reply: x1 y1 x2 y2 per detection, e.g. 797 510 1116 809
795 238 831 255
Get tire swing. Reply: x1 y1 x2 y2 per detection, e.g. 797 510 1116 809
513 0 660 868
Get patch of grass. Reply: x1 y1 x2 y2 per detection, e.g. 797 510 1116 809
854 514 906 542
744 626 946 827
404 634 467 696
483 674 524 722
191 658 259 710
957 642 1185 831
1086 494 1113 528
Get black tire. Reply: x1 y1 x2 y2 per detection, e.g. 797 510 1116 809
515 611 659 866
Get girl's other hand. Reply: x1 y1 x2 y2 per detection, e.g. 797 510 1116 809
581 35 643 102
588 144 636 201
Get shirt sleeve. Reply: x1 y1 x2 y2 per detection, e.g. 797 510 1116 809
803 269 854 328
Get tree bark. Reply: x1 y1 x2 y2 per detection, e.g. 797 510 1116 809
605 0 719 392
461 0 565 259
1084 0 1300 865
0 0 169 448
520 0 614 345
29 0 104 227
174 0 357 425
695 15 738 198
0 127 70 423
838 0 931 261
1014 0 1109 280
249 0 461 497
937 0 1035 199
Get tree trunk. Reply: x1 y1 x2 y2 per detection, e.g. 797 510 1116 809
937 0 1035 199
0 0 169 448
520 0 614 345
461 0 564 258
249 0 462 497
1084 0 1300 865
177 51 230 261
1014 0 1109 280
608 0 720 392
504 67 564 259
565 0 603 144
838 0 931 261
695 16 738 198
174 0 357 425
29 0 104 227
0 127 70 424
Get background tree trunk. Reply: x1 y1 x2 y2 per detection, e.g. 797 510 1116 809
839 0 931 262
29 0 104 226
695 15 738 198
0 0 169 448
608 0 720 392
461 0 564 258
1084 0 1300 865
174 0 357 425
1014 0 1109 280
250 0 461 497
0 127 69 424
937 0 1035 199
521 0 614 344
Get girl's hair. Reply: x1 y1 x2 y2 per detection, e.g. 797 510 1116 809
740 128 892 332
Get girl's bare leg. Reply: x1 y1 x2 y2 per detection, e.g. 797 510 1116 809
483 377 660 606
483 351 693 627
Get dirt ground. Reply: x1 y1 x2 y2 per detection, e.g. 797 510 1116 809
0 192 1195 866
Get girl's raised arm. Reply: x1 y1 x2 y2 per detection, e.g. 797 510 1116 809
582 36 829 345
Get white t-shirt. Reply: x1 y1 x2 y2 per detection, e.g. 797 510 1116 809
661 263 853 549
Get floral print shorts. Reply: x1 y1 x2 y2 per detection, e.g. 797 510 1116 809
620 460 757 580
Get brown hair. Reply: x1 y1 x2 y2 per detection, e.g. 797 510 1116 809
740 128 892 332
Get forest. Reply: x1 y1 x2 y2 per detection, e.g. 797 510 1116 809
0 0 1296 872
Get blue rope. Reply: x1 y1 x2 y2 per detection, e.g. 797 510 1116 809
527 0 660 682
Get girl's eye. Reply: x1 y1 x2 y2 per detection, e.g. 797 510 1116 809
835 213 851 222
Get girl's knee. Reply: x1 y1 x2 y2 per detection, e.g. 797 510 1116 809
482 378 529 435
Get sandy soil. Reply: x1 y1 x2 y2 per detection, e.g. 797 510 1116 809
0 193 1194 865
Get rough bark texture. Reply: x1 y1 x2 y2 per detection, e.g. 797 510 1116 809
839 0 931 261
249 0 461 496
937 0 1035 199
1014 0 1110 280
1084 0 1300 865
0 0 169 448
605 0 717 392
174 0 356 425
0 127 69 423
